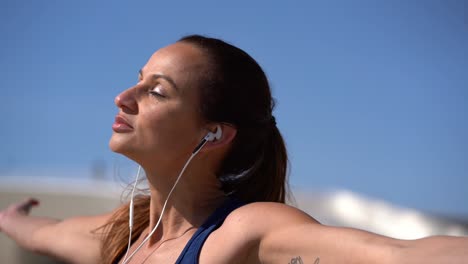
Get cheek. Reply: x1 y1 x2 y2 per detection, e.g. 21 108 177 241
137 105 200 155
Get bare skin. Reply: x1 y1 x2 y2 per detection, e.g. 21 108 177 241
1 42 467 263
2 197 468 263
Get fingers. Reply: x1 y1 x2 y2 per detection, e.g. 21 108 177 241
17 198 40 214
1 198 40 231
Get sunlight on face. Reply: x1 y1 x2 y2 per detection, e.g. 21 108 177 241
110 43 210 168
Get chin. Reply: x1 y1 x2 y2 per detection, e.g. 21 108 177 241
109 134 129 154
109 137 143 164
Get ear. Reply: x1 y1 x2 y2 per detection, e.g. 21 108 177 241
201 123 237 152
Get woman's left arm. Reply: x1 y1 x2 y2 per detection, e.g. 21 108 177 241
259 222 468 264
239 203 468 264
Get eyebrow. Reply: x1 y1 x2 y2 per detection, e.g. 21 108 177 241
139 69 179 91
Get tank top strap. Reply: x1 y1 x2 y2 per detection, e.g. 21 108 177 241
175 196 245 264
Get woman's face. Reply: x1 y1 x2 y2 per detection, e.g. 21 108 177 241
109 42 209 166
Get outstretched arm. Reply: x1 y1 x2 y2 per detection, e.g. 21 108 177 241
0 198 114 264
235 203 468 264
260 222 468 264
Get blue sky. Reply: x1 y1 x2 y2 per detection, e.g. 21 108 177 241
1 0 467 217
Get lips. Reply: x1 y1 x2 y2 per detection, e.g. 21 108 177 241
112 115 134 132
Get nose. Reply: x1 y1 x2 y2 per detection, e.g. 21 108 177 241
115 86 138 114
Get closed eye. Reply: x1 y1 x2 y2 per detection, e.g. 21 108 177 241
148 84 167 99
148 90 166 98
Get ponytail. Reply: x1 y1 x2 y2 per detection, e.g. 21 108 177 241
218 121 289 203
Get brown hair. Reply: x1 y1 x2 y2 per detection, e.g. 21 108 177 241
99 35 289 263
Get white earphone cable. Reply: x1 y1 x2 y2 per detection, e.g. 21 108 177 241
121 165 142 263
121 139 208 264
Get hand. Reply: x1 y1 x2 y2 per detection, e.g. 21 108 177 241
0 198 39 231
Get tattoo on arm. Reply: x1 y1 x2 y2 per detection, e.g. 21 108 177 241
288 256 320 264
289 256 303 264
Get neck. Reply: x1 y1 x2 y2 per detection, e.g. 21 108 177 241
142 155 226 245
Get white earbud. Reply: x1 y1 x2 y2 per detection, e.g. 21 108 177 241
193 125 222 153
204 125 222 142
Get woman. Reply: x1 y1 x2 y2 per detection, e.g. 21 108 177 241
0 35 467 264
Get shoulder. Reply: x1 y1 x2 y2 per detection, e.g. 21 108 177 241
224 202 319 231
222 202 323 247
220 202 321 246
200 202 320 263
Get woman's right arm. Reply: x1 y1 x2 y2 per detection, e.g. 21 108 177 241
0 198 116 264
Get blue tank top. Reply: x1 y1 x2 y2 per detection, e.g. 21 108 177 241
175 197 245 264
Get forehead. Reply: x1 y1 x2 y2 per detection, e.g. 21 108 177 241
141 42 207 84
